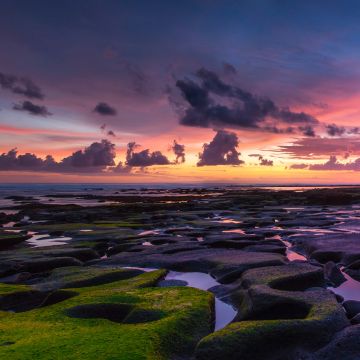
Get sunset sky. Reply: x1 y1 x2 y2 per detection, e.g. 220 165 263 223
1 0 360 183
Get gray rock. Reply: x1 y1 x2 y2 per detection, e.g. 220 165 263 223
158 279 187 287
312 325 360 359
351 313 360 325
324 261 346 286
343 300 360 318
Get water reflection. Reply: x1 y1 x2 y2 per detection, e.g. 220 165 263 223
328 268 360 302
222 229 246 235
26 232 72 247
165 271 237 330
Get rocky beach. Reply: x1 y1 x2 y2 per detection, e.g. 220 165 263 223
0 186 360 359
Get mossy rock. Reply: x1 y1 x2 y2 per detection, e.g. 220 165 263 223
35 266 145 290
196 263 349 360
0 233 30 250
37 248 100 262
239 262 325 292
106 248 286 282
0 283 31 296
0 270 214 360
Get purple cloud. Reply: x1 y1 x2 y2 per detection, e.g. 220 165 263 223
126 142 170 167
93 102 117 116
290 156 360 171
172 140 185 164
0 140 116 173
259 156 273 166
175 68 318 135
249 154 273 166
0 72 44 99
309 156 360 171
276 137 360 159
289 163 308 169
326 123 346 137
13 101 52 117
197 130 244 166
61 139 116 168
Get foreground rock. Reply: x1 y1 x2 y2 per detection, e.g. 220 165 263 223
196 263 349 360
0 270 214 360
308 325 360 360
0 232 31 250
2 187 360 359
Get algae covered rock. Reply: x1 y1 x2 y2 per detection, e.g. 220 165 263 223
0 232 30 250
34 266 145 290
105 247 286 283
196 263 349 360
0 269 214 360
310 325 360 360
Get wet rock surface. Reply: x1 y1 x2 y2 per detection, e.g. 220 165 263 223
1 186 360 359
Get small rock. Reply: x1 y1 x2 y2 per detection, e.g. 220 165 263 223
324 261 346 286
343 300 360 318
347 259 360 270
157 279 187 287
335 293 344 303
0 272 32 284
351 313 360 325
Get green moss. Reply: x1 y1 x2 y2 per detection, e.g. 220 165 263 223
0 283 31 296
93 221 144 228
196 263 348 360
0 270 214 359
0 232 30 250
0 232 25 240
240 262 324 290
36 266 145 290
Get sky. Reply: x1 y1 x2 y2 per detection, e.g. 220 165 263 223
1 0 360 184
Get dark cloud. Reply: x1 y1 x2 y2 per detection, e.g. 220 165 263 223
289 163 308 169
326 123 346 137
197 130 244 166
0 149 54 171
275 137 360 159
348 127 360 135
308 156 360 171
175 68 318 134
13 101 52 117
299 125 316 137
0 140 116 173
258 156 273 166
113 161 131 173
262 126 295 134
61 139 116 168
250 154 273 166
93 102 117 116
172 140 185 164
0 72 44 99
289 156 360 171
100 124 116 137
126 142 170 167
0 138 183 173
